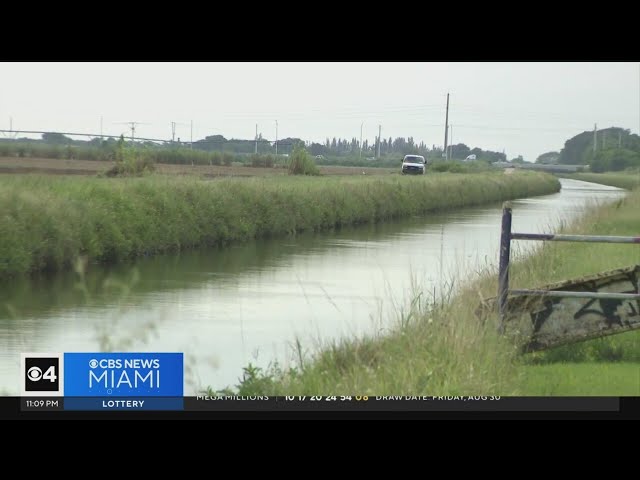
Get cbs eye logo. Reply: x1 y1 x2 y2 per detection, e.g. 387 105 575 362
24 357 59 392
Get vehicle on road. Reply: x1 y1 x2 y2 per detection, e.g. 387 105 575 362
401 155 426 175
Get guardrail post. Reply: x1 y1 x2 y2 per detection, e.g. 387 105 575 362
498 203 512 333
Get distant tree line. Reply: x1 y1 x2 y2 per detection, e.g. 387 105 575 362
538 127 640 172
0 131 507 166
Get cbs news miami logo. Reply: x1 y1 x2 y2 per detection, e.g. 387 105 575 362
20 352 183 397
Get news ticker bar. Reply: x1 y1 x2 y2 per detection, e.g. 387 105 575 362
20 396 620 412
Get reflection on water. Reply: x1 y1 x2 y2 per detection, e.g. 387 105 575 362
0 179 627 394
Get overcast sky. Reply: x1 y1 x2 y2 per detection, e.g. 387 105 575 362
1 62 638 162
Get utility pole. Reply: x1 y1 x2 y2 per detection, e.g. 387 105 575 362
444 92 450 159
360 122 363 159
377 124 382 159
275 120 278 157
171 121 189 145
593 124 597 154
2 117 17 139
255 124 258 154
114 121 148 144
128 123 136 142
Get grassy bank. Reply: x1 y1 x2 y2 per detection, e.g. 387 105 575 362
214 188 639 396
562 172 640 190
0 171 559 278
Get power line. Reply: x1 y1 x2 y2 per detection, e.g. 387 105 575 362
216 103 601 121
453 125 591 132
220 104 445 118
0 129 167 143
0 129 308 148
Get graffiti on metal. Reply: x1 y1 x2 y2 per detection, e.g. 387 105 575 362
483 265 640 352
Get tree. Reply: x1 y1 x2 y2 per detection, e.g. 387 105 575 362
590 149 640 172
536 151 560 164
278 137 302 155
309 142 326 156
451 143 470 160
42 132 72 144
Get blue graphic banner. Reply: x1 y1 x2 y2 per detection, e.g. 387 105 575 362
64 353 183 397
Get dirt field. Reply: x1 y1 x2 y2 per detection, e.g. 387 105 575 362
0 157 397 177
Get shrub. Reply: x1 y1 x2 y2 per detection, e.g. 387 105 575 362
251 154 262 167
103 147 155 177
288 143 320 176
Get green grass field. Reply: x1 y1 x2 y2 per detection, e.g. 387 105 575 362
562 171 640 190
518 363 639 395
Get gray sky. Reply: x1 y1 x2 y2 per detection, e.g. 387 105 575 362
1 62 638 162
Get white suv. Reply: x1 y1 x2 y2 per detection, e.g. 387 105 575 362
401 155 426 175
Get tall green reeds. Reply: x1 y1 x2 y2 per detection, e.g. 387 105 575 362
0 172 559 277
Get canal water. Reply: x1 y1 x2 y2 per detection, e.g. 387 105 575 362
0 178 627 394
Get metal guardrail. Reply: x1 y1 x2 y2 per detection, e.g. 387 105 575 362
497 204 640 333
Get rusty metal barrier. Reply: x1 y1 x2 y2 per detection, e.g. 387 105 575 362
497 203 640 345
